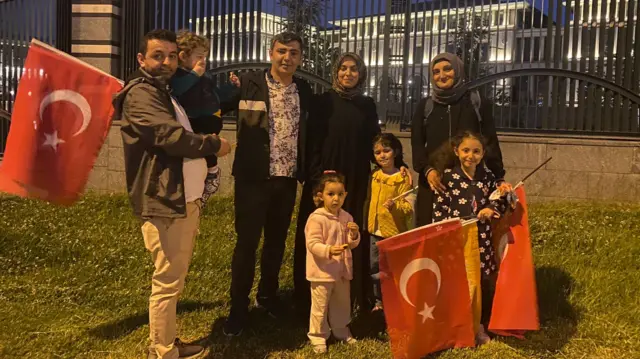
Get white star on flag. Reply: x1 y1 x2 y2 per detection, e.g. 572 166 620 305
42 130 66 152
418 302 435 323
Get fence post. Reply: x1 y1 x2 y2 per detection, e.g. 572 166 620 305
70 0 122 76
56 0 72 53
379 0 392 127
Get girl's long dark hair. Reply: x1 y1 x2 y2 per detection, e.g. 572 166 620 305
373 133 405 169
429 131 488 173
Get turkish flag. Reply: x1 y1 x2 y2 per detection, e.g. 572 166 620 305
489 186 540 338
377 219 475 359
0 40 122 205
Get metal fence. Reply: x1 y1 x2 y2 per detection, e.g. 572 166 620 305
121 0 640 136
0 1 638 144
0 0 72 155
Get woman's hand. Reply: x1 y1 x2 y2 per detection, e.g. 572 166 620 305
477 208 496 222
427 170 446 193
400 166 413 186
383 199 395 210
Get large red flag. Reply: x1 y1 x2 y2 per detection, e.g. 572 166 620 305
377 219 475 359
489 186 540 337
0 40 122 205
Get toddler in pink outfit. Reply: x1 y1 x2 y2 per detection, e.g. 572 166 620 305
305 172 360 354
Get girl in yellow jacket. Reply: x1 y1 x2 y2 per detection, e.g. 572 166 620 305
367 133 415 312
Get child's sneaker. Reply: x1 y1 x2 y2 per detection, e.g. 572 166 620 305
201 166 221 206
334 331 357 345
475 324 491 345
312 344 327 354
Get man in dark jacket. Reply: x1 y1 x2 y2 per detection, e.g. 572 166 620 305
224 32 313 337
112 29 230 359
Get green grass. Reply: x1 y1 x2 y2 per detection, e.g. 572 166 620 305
1 194 639 358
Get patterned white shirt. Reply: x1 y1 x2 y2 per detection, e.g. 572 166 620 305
266 72 300 177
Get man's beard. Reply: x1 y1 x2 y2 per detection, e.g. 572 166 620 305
145 66 173 78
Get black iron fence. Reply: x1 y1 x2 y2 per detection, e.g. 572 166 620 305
0 0 638 151
121 0 640 136
0 0 72 155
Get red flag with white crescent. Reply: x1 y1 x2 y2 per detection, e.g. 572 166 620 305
377 219 475 358
0 40 123 205
489 186 540 337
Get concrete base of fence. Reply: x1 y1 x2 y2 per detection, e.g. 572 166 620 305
87 123 640 203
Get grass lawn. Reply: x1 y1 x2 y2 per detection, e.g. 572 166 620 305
1 194 639 359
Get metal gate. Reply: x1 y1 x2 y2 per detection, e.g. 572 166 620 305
120 0 640 136
0 0 72 155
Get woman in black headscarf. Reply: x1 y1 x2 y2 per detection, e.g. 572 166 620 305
293 52 408 314
411 53 510 226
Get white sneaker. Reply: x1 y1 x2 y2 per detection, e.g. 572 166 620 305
312 344 327 354
344 337 357 345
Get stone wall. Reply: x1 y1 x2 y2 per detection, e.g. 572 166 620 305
88 124 640 202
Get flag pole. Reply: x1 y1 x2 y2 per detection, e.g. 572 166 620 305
391 185 419 202
514 157 552 189
464 157 552 225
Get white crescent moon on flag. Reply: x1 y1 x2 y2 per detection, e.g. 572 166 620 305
39 90 92 137
399 258 441 308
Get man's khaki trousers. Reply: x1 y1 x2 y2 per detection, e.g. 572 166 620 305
141 202 200 359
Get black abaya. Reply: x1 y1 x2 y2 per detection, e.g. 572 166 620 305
293 90 380 312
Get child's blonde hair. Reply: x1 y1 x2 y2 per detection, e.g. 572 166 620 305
176 30 210 64
312 172 346 207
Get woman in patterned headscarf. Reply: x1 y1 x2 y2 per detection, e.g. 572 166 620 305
330 52 368 98
411 52 509 227
293 52 406 315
